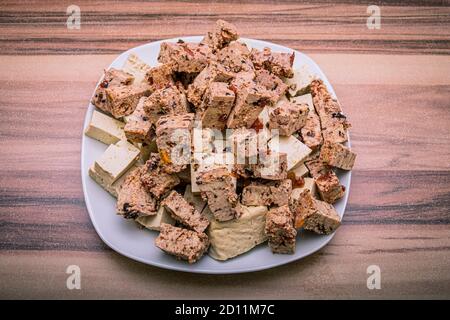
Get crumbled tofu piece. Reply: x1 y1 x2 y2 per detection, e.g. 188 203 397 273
187 62 235 108
268 135 311 171
255 69 287 105
320 140 356 170
85 110 126 145
155 223 209 263
136 205 175 231
94 139 140 184
251 47 294 78
158 42 211 73
200 82 235 129
122 53 152 85
143 84 189 125
155 113 194 173
116 166 158 219
227 83 271 129
197 167 239 221
202 19 239 51
310 79 351 144
162 191 209 233
242 179 292 206
146 63 175 90
140 153 180 198
268 100 309 136
290 189 340 234
265 205 297 254
91 68 134 115
208 204 268 261
124 97 154 144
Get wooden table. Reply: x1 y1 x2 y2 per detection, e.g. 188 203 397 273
1 1 449 299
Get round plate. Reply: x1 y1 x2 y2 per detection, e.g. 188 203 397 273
81 37 351 274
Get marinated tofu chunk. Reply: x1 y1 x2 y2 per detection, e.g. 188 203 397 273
251 151 288 180
143 84 189 125
116 166 158 219
196 167 239 221
105 83 151 119
187 62 235 108
92 68 134 115
200 82 235 129
155 223 209 263
315 171 345 204
320 140 356 170
162 191 210 233
140 153 180 198
158 41 211 73
202 19 239 51
265 205 297 254
251 47 295 78
290 189 340 234
146 63 175 90
216 41 253 73
227 83 271 129
268 100 309 136
242 179 292 206
155 113 194 173
310 79 351 144
300 108 323 150
255 69 287 105
124 97 154 144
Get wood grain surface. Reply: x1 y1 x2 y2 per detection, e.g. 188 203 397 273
0 0 449 299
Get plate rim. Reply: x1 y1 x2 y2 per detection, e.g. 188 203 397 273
81 36 351 274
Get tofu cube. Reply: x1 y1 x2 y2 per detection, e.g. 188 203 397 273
94 139 140 184
196 167 239 221
122 53 152 85
88 163 137 198
251 151 288 180
124 97 154 144
284 65 317 96
268 100 309 136
300 108 323 151
162 191 209 233
202 19 239 51
116 166 158 219
155 223 210 264
251 47 294 78
290 93 314 112
135 205 175 231
303 200 341 235
158 42 211 73
216 41 253 73
320 140 356 170
255 69 288 105
289 177 318 208
200 82 235 129
85 110 126 145
183 184 207 214
268 135 311 171
265 205 297 254
146 63 175 90
155 113 194 173
242 179 292 206
315 171 345 204
140 153 180 198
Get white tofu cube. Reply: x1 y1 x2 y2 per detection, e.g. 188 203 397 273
268 135 311 171
85 110 126 145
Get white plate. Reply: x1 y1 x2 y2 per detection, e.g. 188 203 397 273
81 37 351 274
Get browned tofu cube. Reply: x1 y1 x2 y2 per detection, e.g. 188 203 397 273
200 82 235 129
146 63 174 90
162 191 209 233
143 84 189 125
310 79 351 144
300 110 323 151
227 83 271 129
202 19 239 51
265 205 297 254
290 189 341 234
124 97 154 144
155 223 209 263
140 153 180 198
187 62 235 108
320 140 356 170
155 113 194 173
196 167 239 221
315 171 345 204
116 166 158 219
216 41 253 73
242 179 292 206
251 151 288 180
158 42 211 73
255 69 287 105
268 100 309 136
251 47 295 78
105 84 151 119
91 68 134 115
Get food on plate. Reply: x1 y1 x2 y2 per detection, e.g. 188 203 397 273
85 19 356 264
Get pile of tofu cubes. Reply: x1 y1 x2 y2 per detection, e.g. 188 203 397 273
85 20 356 263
